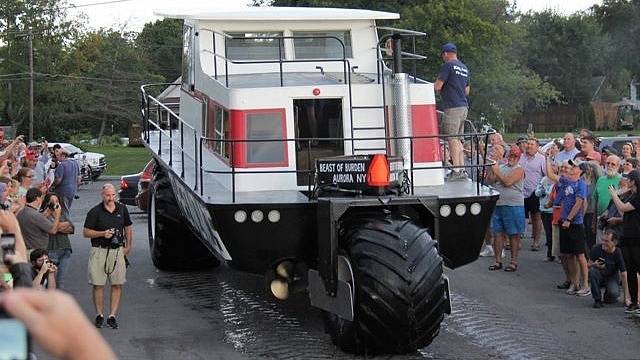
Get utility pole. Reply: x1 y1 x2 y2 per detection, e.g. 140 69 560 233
28 30 34 142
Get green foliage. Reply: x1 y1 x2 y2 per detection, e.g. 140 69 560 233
513 11 608 103
136 19 183 82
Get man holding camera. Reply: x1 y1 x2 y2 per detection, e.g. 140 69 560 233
83 183 132 330
589 230 629 308
29 249 57 290
16 188 67 252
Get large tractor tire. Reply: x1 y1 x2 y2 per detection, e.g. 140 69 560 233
148 167 220 271
323 212 448 354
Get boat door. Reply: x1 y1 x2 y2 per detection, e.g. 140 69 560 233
293 98 344 186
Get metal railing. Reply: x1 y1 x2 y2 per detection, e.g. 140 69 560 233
199 29 351 88
196 131 495 203
140 83 199 190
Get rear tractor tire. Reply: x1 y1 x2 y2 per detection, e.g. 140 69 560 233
148 166 219 271
323 212 448 354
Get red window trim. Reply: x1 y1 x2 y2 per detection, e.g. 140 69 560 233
230 108 288 168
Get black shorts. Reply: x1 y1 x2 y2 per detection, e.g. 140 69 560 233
524 193 540 215
560 223 586 255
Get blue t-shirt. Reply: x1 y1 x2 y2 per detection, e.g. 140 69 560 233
557 176 588 224
437 59 470 109
54 159 80 198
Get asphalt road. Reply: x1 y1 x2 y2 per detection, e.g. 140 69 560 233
35 179 640 359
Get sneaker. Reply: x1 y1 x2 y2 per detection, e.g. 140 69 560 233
446 170 469 181
479 245 494 257
106 316 118 329
575 288 591 297
566 285 579 295
94 314 104 328
557 281 571 290
593 301 604 308
624 304 639 314
543 256 556 262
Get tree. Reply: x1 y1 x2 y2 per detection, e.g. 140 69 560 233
136 18 183 82
513 10 608 103
60 30 163 142
259 0 559 128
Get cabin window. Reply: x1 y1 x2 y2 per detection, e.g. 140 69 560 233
246 111 285 164
226 32 285 61
214 106 230 157
181 25 195 90
206 101 230 159
292 31 352 59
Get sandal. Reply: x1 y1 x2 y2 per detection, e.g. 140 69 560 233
504 263 518 272
531 244 540 251
489 262 502 271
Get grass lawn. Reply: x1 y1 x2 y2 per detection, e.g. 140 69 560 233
83 145 151 176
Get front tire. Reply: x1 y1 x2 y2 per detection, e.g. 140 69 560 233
148 166 219 271
323 212 447 354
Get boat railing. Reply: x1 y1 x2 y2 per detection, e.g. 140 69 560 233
140 82 201 189
199 29 351 88
197 131 495 203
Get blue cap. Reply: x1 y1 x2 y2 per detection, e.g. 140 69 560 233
441 42 457 55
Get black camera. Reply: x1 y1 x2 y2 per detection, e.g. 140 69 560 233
1 234 15 254
46 202 60 211
46 260 59 267
597 215 609 231
110 228 125 248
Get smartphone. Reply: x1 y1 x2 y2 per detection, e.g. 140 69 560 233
0 234 15 254
0 309 30 360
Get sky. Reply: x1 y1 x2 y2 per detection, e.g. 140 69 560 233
68 0 603 32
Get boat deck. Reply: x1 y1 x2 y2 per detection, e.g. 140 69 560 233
146 130 496 205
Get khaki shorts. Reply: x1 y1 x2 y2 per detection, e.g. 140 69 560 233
442 107 468 136
88 247 126 286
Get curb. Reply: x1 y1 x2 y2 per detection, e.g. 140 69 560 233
100 175 122 180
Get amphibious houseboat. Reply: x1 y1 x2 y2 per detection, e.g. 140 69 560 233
141 7 498 354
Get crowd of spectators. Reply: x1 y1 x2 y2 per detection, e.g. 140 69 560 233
0 134 117 358
480 130 640 312
0 135 80 289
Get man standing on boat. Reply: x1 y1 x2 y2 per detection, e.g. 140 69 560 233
434 42 470 181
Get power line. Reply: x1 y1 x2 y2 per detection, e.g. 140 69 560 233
61 0 136 10
1 0 136 22
35 72 149 83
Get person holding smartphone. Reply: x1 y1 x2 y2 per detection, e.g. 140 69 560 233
608 169 640 315
588 230 629 308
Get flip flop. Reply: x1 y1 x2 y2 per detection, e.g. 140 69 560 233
489 262 502 271
504 263 518 272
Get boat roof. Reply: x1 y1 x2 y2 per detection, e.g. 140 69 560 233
154 7 400 21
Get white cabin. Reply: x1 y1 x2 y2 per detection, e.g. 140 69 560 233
154 7 443 193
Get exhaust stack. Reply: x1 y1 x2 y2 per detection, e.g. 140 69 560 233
388 34 413 170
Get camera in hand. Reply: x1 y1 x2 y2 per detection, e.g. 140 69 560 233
46 202 60 211
1 234 15 255
597 215 608 231
110 228 125 248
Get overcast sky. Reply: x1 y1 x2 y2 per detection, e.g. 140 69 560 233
68 0 603 32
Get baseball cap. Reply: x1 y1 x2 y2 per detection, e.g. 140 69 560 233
568 159 582 167
441 42 457 55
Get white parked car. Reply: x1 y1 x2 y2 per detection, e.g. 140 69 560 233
48 142 107 180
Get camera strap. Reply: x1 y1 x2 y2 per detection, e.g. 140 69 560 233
104 247 120 278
